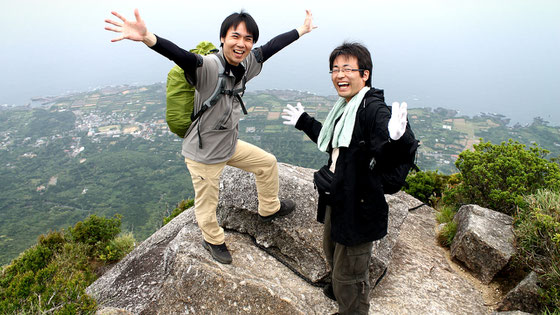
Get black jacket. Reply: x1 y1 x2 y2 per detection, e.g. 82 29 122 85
296 88 416 246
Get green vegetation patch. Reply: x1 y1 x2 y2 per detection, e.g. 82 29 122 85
162 199 194 226
515 189 560 311
449 139 560 215
0 214 134 314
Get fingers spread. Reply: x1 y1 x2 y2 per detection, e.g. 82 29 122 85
111 11 127 22
104 26 121 33
105 19 122 27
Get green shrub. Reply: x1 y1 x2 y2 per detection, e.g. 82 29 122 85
437 221 458 247
69 214 122 247
9 244 53 275
436 205 457 225
449 140 560 215
38 230 66 252
405 170 450 207
0 214 133 314
69 214 124 261
434 205 458 247
99 232 136 262
515 189 560 311
163 199 194 226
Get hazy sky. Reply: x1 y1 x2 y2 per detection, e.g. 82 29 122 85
2 0 559 125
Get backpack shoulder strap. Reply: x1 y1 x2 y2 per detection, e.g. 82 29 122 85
191 54 226 122
355 96 385 152
192 53 248 119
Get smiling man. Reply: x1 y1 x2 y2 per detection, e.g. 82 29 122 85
105 9 315 264
282 42 416 314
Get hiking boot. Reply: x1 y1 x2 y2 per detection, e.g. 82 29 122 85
259 199 296 222
323 283 336 301
202 240 232 264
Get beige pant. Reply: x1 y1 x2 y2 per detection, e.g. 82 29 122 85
185 140 280 245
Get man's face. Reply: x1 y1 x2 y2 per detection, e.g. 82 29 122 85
220 22 254 66
331 55 370 102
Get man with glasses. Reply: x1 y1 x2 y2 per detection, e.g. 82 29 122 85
282 42 414 314
105 9 316 265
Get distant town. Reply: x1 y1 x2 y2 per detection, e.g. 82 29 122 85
2 83 559 175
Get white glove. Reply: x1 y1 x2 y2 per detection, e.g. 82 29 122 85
388 101 408 140
282 102 305 126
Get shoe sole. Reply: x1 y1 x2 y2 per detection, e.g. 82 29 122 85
259 204 296 222
202 241 232 264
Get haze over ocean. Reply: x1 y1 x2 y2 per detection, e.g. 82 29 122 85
2 0 559 125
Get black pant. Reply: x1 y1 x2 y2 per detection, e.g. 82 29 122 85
323 206 373 315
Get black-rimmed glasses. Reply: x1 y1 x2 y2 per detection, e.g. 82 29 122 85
329 68 364 75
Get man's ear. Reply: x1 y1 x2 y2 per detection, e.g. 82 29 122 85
220 37 225 47
362 70 370 82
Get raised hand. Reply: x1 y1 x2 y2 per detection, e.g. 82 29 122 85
282 102 305 126
297 10 317 37
388 102 408 140
104 8 149 43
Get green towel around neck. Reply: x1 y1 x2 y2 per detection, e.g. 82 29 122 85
318 87 370 152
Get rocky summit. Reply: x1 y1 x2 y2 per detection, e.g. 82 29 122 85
87 163 493 314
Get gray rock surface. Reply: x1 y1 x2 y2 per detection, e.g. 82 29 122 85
88 209 338 314
217 163 408 285
88 163 494 314
497 271 541 313
451 205 516 284
369 192 490 314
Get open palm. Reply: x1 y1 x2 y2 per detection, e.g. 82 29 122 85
104 8 147 42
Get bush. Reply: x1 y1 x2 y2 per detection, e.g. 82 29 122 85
69 214 123 260
515 189 560 311
163 199 194 226
436 205 457 225
0 239 97 314
0 214 133 314
99 232 136 262
69 214 122 247
449 140 560 215
405 170 450 207
434 206 458 247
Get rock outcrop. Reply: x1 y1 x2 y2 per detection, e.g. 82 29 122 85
451 205 516 284
88 163 494 314
497 271 541 313
216 163 408 285
369 192 489 314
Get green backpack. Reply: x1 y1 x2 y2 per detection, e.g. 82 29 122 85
165 41 218 138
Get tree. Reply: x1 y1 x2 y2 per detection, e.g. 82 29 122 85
450 139 560 215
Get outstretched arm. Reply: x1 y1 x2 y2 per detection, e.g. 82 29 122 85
282 102 323 143
104 8 157 47
105 9 198 81
259 10 317 62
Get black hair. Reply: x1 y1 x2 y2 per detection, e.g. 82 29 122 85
329 42 373 87
220 11 259 45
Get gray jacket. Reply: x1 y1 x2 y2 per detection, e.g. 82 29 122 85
183 50 262 163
